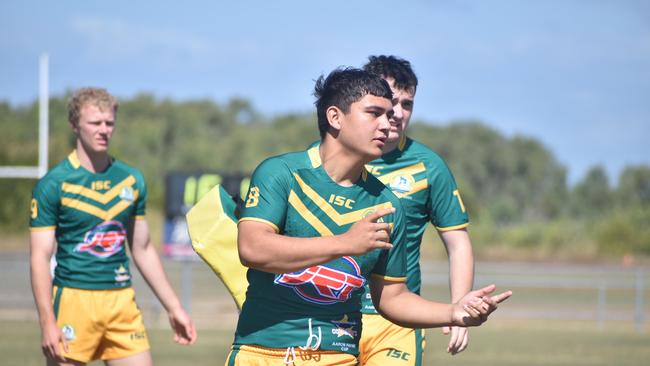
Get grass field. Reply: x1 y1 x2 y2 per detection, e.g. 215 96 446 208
2 245 649 365
4 319 649 366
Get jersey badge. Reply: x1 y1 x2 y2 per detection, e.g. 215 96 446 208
274 256 365 305
330 315 358 338
389 175 414 194
114 264 131 282
120 186 135 202
75 221 126 258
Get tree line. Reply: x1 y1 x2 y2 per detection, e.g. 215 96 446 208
1 94 648 258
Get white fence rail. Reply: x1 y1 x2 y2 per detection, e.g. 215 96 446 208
1 253 647 331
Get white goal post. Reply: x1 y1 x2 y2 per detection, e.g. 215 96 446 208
0 53 49 179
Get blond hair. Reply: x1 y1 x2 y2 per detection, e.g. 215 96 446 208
68 87 118 125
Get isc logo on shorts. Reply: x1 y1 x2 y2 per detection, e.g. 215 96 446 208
275 256 365 305
130 331 146 341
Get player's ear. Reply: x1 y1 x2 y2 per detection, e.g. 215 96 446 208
326 106 343 131
69 120 79 136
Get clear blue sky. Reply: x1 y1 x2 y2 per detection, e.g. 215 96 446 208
1 0 648 185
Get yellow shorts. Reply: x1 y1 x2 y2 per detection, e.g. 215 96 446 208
225 344 358 366
358 314 425 366
52 286 150 363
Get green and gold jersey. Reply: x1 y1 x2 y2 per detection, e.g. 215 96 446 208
235 146 407 355
30 151 147 290
360 136 469 313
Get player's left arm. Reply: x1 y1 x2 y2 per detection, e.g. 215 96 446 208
128 218 197 345
370 278 510 329
440 228 474 354
428 155 475 354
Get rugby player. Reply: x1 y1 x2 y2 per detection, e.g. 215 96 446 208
227 68 510 365
30 87 196 366
358 55 475 365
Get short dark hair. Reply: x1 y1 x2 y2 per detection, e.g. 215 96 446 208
363 55 418 93
313 67 392 138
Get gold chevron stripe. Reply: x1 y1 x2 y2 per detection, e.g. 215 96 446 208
288 190 333 236
62 175 136 204
292 173 393 226
61 190 139 220
374 163 426 185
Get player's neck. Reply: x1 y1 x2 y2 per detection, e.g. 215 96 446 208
319 141 367 187
75 143 111 173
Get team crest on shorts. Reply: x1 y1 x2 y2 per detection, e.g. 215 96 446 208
62 324 76 341
275 256 365 305
330 315 358 339
75 221 126 258
389 175 414 194
120 186 135 202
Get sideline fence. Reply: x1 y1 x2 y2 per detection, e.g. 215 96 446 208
2 253 647 332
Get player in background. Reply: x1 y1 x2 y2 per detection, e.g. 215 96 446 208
228 68 510 365
30 87 196 366
357 55 475 365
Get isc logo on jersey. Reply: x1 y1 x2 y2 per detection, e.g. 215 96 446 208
75 221 126 258
275 256 365 305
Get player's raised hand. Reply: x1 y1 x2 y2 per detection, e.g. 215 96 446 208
451 284 512 327
340 207 396 255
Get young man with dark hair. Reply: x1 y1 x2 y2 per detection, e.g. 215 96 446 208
30 87 196 366
228 68 510 365
359 55 474 365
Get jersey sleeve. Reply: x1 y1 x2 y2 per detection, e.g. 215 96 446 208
371 198 407 281
30 178 60 230
239 157 292 232
427 156 469 231
133 170 147 218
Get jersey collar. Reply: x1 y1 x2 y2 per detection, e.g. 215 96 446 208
307 146 322 168
67 150 81 169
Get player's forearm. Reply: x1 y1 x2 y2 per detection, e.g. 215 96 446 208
449 249 474 302
132 244 183 313
30 255 56 327
443 231 474 302
376 288 456 329
239 230 348 274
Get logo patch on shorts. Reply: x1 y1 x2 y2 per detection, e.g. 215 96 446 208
130 331 146 341
62 324 76 341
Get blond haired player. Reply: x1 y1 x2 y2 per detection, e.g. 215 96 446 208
30 87 196 366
